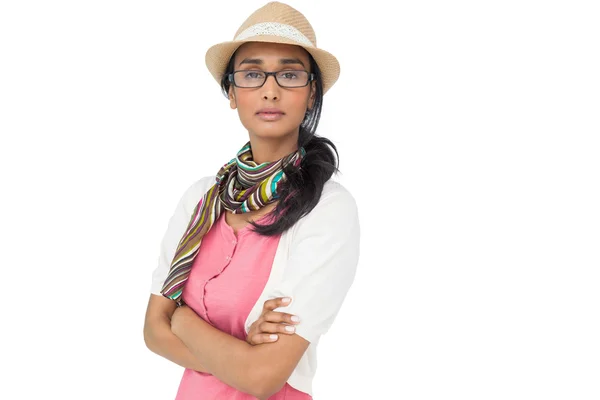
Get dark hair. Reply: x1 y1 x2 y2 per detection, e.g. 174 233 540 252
219 46 340 236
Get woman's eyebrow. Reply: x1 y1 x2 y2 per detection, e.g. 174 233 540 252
238 57 305 68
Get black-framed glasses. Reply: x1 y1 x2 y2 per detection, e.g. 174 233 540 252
228 70 315 88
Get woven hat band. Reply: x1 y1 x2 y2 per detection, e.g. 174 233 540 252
234 22 314 47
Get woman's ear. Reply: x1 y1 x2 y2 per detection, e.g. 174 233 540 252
228 86 237 110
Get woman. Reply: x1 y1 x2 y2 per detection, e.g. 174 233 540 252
143 2 360 399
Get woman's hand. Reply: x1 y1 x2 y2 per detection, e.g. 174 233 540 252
245 297 301 345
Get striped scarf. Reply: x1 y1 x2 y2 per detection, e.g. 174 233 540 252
160 140 306 306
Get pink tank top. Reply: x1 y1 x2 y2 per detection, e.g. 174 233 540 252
175 210 312 400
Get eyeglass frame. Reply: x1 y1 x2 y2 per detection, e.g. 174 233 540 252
227 69 316 89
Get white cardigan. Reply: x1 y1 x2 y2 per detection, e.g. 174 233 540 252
150 175 361 396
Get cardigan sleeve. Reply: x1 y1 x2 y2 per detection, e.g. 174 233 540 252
149 176 214 295
267 182 361 344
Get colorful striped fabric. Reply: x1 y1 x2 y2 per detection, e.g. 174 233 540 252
160 140 306 305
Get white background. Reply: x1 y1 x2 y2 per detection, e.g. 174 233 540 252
1 0 599 399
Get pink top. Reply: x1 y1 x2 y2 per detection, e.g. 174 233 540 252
174 210 312 400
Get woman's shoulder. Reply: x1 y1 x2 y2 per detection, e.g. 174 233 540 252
322 177 355 199
315 178 358 214
178 175 216 212
294 177 359 234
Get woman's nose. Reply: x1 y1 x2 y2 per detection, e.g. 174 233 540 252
261 74 280 100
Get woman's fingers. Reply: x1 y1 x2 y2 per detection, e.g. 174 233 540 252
246 297 300 346
264 310 301 325
262 296 292 312
261 297 301 325
259 320 297 335
250 333 281 344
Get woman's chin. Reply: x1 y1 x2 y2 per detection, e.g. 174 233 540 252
250 123 291 135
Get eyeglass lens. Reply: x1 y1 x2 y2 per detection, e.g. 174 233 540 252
233 70 309 88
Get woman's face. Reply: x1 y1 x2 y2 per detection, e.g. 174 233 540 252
228 41 316 142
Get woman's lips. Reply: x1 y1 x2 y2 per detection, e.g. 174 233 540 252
256 112 284 121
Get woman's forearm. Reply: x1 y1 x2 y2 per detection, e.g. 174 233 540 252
171 307 260 397
145 314 212 374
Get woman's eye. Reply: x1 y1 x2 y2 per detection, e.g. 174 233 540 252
245 72 263 79
281 72 298 79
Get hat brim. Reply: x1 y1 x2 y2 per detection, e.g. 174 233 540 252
205 35 340 95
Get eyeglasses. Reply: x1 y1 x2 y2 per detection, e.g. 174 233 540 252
228 69 315 88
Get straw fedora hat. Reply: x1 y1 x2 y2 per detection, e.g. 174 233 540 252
205 1 340 95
